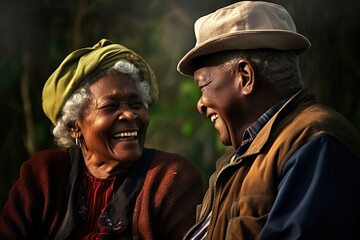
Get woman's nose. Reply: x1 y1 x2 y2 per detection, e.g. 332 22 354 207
197 99 206 115
118 110 137 121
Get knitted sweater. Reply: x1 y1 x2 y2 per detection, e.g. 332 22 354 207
0 148 204 240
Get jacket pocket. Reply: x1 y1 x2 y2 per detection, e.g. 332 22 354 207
226 195 273 239
238 194 274 217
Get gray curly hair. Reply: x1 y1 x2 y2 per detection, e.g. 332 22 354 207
52 60 152 148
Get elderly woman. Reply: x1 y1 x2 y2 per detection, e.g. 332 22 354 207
0 39 204 240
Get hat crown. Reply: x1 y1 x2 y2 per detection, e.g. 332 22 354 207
177 1 311 76
195 1 297 46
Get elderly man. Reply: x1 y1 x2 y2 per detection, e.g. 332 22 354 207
177 1 360 239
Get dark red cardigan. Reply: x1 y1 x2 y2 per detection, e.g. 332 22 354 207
0 148 204 240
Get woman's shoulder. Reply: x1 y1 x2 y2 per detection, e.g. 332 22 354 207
28 147 68 162
148 148 201 176
7 148 71 199
150 148 190 164
142 148 204 199
22 148 70 174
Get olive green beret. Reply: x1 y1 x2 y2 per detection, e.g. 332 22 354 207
42 39 158 125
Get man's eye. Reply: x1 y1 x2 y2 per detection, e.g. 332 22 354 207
199 81 211 89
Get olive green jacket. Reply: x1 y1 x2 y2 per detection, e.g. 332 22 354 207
184 89 360 240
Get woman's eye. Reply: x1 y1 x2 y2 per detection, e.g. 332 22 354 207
99 102 118 110
130 101 145 108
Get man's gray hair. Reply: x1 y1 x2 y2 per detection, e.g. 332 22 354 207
222 49 304 98
52 60 151 148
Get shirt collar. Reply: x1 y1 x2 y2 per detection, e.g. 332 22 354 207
235 98 288 158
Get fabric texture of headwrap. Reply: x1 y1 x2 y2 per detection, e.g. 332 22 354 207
42 39 158 125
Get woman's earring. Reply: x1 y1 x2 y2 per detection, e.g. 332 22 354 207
75 133 82 148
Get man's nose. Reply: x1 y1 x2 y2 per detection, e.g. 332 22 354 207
197 99 206 115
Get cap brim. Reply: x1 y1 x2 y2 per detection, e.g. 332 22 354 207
177 30 311 76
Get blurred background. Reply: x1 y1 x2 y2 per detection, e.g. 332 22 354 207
1 0 359 208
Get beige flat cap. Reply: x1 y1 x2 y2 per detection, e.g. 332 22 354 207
177 1 311 76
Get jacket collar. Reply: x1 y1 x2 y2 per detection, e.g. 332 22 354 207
239 89 316 160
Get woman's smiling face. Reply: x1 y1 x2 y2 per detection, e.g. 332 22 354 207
77 73 149 166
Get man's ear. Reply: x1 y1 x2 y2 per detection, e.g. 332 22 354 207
237 58 256 95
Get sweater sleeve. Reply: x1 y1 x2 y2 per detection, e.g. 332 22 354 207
259 135 360 240
134 150 205 240
0 149 69 240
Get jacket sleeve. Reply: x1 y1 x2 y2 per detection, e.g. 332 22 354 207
0 159 43 239
259 135 360 240
0 149 68 240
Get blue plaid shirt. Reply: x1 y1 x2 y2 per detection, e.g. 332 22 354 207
234 98 287 158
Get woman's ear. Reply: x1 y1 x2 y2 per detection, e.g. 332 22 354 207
66 121 79 138
237 58 256 95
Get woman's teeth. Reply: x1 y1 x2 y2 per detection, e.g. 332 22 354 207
113 131 137 138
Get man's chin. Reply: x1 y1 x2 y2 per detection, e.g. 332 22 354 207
219 135 232 147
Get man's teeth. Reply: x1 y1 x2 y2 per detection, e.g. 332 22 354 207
210 114 218 123
114 131 137 138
